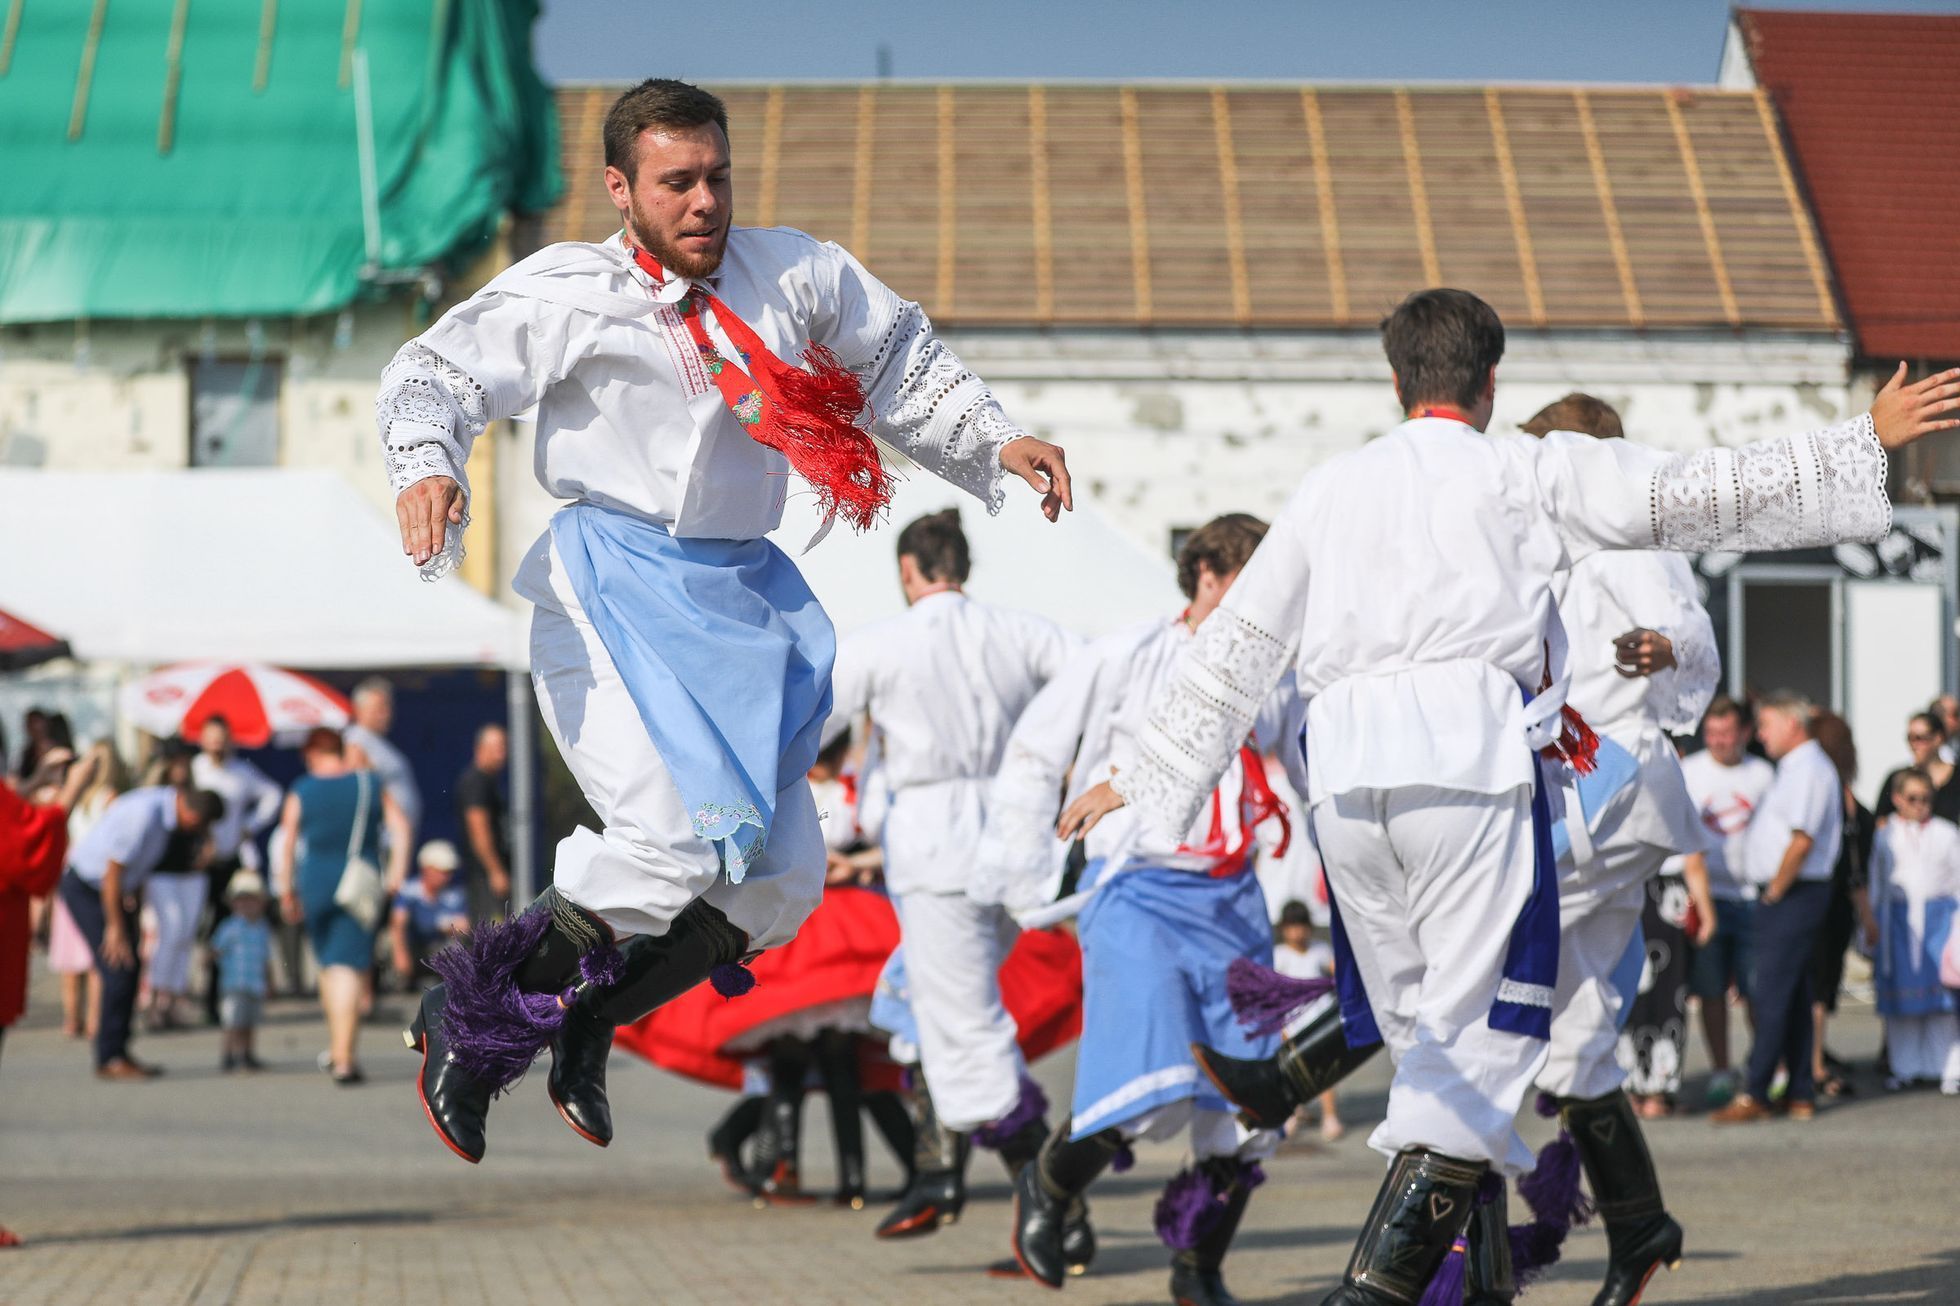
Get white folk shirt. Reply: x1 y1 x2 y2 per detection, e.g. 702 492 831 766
826 591 1075 898
1871 816 1960 951
375 229 1021 578
979 615 1292 912
1670 750 1776 901
1742 738 1846 887
189 752 283 870
1112 414 1891 838
1554 547 1719 862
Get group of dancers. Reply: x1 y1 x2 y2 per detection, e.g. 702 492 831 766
373 77 1960 1306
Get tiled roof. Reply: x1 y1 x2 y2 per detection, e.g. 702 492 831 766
532 82 1839 333
1739 9 1960 360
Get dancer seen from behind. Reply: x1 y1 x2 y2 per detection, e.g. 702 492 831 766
822 509 1079 1241
375 78 1071 1162
983 513 1293 1306
1062 289 1959 1305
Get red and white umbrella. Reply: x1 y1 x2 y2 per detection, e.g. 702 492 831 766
119 662 352 749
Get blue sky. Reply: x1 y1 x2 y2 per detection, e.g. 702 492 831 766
534 0 1956 84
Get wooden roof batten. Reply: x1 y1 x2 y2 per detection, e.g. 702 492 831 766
530 80 1844 336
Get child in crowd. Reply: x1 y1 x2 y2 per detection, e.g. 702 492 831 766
1270 898 1343 1140
212 871 274 1073
1871 769 1960 1094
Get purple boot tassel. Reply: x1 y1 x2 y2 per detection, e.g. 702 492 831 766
1225 956 1335 1037
709 961 756 997
970 1075 1049 1148
1507 1096 1596 1289
1153 1158 1265 1251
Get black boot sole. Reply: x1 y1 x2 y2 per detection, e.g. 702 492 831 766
1599 1220 1684 1306
1007 1180 1066 1290
546 1076 610 1148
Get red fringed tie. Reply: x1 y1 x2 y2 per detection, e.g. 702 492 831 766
1540 705 1600 776
630 246 893 530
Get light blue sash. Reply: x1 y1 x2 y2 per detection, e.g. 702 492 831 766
551 504 835 883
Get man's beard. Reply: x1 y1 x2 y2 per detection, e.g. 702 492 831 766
626 198 727 280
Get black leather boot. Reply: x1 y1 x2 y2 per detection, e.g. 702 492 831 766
876 1075 969 1239
1166 1157 1259 1306
405 888 615 1163
1010 1123 1128 1286
1319 1149 1485 1304
864 1089 917 1192
707 1094 766 1194
1464 1182 1516 1305
1191 1003 1384 1132
816 1030 868 1208
1557 1091 1683 1306
752 1038 817 1204
545 897 749 1147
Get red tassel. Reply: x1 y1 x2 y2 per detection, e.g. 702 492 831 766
1540 705 1599 776
746 340 893 531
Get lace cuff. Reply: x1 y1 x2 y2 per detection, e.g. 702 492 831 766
375 342 486 581
1649 413 1889 553
1115 609 1294 838
860 303 1014 513
1649 619 1721 733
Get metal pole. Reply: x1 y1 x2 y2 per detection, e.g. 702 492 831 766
505 668 537 911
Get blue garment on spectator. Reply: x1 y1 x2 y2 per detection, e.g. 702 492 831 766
212 915 273 997
293 770 385 970
395 880 471 947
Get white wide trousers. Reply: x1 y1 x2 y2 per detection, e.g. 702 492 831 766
1310 784 1548 1175
890 889 1025 1132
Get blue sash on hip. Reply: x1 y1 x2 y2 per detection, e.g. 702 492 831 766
551 503 835 884
1307 719 1562 1048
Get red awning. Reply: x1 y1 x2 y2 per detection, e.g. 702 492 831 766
0 607 70 672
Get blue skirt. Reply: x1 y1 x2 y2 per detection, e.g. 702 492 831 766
1877 897 1957 1018
1070 865 1275 1138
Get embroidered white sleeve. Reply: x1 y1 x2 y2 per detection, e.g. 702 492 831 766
1648 607 1720 734
857 302 1015 513
1113 609 1294 838
375 342 485 581
1648 413 1889 553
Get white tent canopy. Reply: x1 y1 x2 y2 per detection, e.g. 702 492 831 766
0 469 521 668
768 478 1183 638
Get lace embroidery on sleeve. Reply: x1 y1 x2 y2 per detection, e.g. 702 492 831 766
375 342 484 581
1649 615 1722 733
1648 413 1888 553
1114 610 1294 838
858 303 1015 513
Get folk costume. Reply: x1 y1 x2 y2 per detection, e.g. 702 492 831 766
1112 413 1892 1305
822 590 1076 1235
375 227 1034 1163
1870 814 1960 1090
981 613 1292 1305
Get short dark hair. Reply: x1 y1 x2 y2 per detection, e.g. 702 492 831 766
1380 289 1506 412
1520 392 1624 441
1277 899 1313 929
181 787 227 826
1910 711 1947 740
201 713 231 732
1176 513 1268 600
1704 694 1752 729
604 79 729 179
897 509 970 584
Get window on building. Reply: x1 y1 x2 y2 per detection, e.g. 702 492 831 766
189 357 282 467
1168 526 1194 563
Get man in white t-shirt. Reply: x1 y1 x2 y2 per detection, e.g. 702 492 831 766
1672 696 1775 1105
1713 691 1844 1124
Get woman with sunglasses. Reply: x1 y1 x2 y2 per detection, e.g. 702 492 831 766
1877 713 1960 823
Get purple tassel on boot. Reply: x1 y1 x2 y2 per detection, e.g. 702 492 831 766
1225 956 1335 1037
1153 1158 1265 1251
970 1075 1050 1148
709 961 756 997
427 910 569 1096
1414 1236 1468 1306
1110 1140 1136 1173
1507 1114 1596 1288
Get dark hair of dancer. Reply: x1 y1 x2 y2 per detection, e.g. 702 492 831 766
605 79 730 179
896 508 971 584
1520 392 1625 442
1379 288 1506 412
1176 513 1267 600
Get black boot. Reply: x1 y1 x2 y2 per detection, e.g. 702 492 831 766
864 1089 917 1192
816 1029 868 1208
1011 1122 1127 1285
1165 1156 1261 1306
405 888 615 1163
876 1074 969 1238
1191 1003 1384 1132
546 897 750 1147
1464 1183 1516 1305
1319 1148 1485 1304
1557 1091 1683 1306
753 1037 817 1204
707 1094 766 1194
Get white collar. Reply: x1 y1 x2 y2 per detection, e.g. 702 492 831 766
605 230 723 305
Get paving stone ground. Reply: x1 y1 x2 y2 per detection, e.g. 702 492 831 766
2 983 1956 1305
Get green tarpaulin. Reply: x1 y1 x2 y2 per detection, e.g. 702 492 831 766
0 0 561 324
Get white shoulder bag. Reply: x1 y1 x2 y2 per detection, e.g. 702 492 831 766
332 771 387 931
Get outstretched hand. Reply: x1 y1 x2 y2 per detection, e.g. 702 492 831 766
1057 779 1126 840
1870 363 1960 451
396 476 463 568
1000 436 1074 522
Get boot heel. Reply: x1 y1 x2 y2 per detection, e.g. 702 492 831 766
404 1007 425 1052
